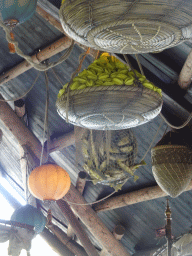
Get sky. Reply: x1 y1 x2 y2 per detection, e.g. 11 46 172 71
0 178 59 256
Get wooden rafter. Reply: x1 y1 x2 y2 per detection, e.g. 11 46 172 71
178 49 192 89
0 93 130 256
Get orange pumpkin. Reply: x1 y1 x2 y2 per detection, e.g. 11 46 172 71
28 164 71 201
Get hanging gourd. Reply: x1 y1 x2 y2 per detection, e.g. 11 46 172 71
56 53 163 130
28 164 71 201
151 131 192 198
11 204 46 234
59 0 192 54
0 0 37 53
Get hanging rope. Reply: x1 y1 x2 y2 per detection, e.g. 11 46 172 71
160 112 192 130
0 18 74 71
40 71 50 166
0 72 40 102
135 54 144 76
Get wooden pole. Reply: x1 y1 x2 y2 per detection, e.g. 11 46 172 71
67 171 87 238
0 36 72 85
0 94 129 256
48 131 75 153
57 200 99 256
165 200 172 256
95 181 192 213
178 49 192 89
49 224 89 256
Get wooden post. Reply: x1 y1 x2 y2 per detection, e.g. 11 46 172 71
67 171 87 238
14 99 26 118
49 224 89 256
57 200 99 256
178 49 192 89
165 200 172 256
95 181 192 213
0 36 72 85
0 93 130 256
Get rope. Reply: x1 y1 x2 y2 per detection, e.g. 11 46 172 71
0 72 40 102
40 71 50 165
51 68 63 87
160 112 192 130
65 47 90 122
0 18 74 71
135 54 144 76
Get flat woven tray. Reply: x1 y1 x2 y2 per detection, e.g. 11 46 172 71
60 0 192 54
56 85 163 130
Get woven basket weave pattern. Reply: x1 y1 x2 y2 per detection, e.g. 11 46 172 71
60 0 192 54
56 85 162 130
151 145 192 197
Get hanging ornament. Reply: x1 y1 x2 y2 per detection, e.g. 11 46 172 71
1 0 37 53
11 204 46 234
28 164 71 201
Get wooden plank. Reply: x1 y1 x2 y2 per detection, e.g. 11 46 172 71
0 36 72 85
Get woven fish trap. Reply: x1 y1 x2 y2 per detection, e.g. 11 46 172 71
151 145 192 198
56 85 162 130
59 0 192 54
76 128 139 191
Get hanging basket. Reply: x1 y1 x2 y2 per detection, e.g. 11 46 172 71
56 53 162 130
151 132 192 198
76 128 142 191
59 0 192 54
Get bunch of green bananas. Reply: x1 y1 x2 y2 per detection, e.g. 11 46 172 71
58 53 162 98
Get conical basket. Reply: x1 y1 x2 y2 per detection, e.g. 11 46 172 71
56 85 162 130
60 0 192 54
151 145 192 198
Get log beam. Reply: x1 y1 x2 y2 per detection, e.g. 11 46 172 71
178 49 192 89
95 182 192 213
0 93 130 256
0 36 72 85
48 131 75 153
57 200 99 256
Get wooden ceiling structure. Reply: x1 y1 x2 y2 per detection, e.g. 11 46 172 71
1 1 192 256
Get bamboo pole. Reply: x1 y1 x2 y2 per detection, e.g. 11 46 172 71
0 36 72 85
0 93 130 256
67 171 87 238
57 200 99 256
95 181 192 213
178 49 192 89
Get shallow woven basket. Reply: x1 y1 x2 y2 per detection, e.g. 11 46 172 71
56 85 162 130
151 145 192 198
59 0 192 54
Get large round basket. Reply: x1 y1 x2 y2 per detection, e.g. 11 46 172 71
151 145 192 198
59 0 192 54
56 85 162 130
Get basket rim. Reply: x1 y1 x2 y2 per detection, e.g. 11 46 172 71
152 145 190 151
57 84 162 102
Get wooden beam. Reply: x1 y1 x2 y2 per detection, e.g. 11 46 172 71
95 181 192 213
0 36 72 85
48 131 75 153
178 49 192 89
57 200 99 256
49 223 89 256
0 93 130 256
67 171 87 238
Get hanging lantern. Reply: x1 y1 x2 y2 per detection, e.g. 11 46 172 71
56 53 162 130
11 205 46 234
151 131 192 198
1 0 37 53
28 164 71 201
59 0 192 54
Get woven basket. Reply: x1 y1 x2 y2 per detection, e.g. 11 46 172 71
56 85 162 130
151 145 192 198
59 0 192 54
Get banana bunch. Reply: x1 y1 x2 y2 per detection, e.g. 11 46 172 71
80 129 145 191
57 53 162 99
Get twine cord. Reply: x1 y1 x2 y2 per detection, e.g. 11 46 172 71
160 112 192 130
